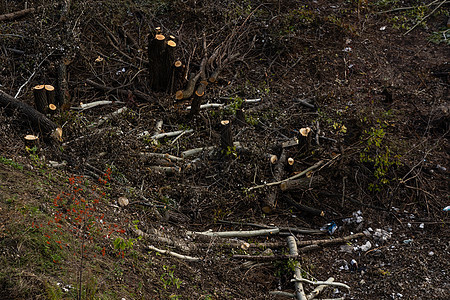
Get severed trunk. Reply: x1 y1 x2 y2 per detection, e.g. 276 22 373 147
148 34 176 92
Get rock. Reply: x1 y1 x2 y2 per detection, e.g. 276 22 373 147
118 197 129 207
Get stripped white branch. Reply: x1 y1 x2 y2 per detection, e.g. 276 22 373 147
148 129 193 140
291 277 350 290
307 277 334 300
187 228 279 238
148 245 201 262
181 141 241 158
71 100 125 111
140 152 184 162
96 106 128 126
186 103 225 110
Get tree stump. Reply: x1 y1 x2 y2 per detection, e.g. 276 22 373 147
220 120 233 153
148 33 176 92
33 85 47 113
45 85 55 105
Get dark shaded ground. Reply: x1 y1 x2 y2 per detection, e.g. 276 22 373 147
1 1 449 299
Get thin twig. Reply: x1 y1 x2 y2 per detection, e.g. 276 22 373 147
404 0 447 35
15 51 54 98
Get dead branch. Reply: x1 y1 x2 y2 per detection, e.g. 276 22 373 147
96 106 128 126
248 160 324 192
187 228 279 238
140 152 184 162
307 277 335 300
148 245 200 262
291 278 350 291
197 232 364 249
0 7 38 22
85 79 155 102
232 245 319 260
71 100 125 111
133 227 192 252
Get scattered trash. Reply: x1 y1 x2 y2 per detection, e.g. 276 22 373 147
428 251 435 256
359 241 372 252
443 206 450 212
116 67 126 75
56 282 72 293
350 259 358 271
380 26 387 31
343 210 364 225
436 164 446 172
403 239 413 244
321 221 337 235
419 223 425 229
407 223 412 228
339 244 353 253
342 47 352 53
373 228 391 243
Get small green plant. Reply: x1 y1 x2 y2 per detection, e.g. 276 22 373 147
360 124 401 192
160 265 182 290
429 29 450 45
0 156 24 170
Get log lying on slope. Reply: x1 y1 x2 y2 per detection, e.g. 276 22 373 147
0 89 62 141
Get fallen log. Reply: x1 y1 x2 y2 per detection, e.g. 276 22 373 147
0 89 62 141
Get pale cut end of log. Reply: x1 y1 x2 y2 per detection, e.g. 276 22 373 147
300 127 311 136
174 60 182 68
34 85 45 90
51 127 63 142
44 85 55 92
118 197 129 207
155 27 161 33
48 104 57 112
175 90 184 100
270 155 278 164
288 157 295 165
155 34 165 41
169 35 176 40
221 120 230 126
24 134 39 147
167 40 176 47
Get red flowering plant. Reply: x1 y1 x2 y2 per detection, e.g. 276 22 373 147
30 168 130 297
